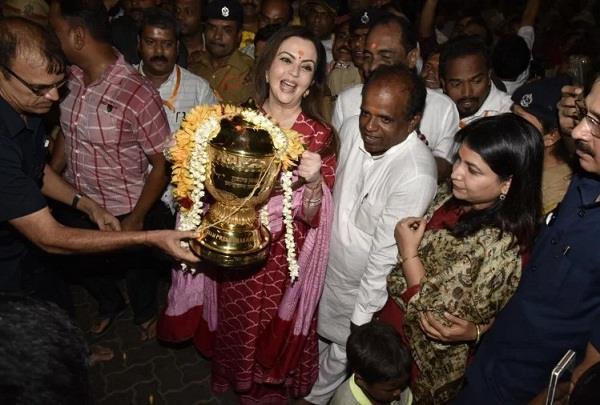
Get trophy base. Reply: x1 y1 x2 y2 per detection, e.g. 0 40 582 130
190 224 271 269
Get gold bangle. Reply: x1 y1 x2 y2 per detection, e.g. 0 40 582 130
474 324 481 345
398 253 419 264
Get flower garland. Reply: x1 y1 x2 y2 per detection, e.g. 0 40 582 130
167 104 304 280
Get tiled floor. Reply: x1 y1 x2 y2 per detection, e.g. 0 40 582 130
72 285 238 405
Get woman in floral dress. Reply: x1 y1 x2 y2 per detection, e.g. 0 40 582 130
384 114 543 404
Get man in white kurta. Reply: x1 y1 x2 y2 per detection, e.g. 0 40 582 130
332 84 459 167
438 36 513 130
457 81 513 128
331 14 460 181
305 65 437 404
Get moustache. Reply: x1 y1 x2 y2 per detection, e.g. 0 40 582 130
575 139 596 157
337 46 351 53
458 97 478 104
150 56 168 63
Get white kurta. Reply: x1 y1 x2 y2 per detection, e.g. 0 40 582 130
317 116 437 346
332 85 460 162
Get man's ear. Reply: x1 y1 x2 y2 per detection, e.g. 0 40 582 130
71 26 86 51
354 373 367 390
137 35 142 54
543 129 561 148
408 113 422 134
407 47 420 70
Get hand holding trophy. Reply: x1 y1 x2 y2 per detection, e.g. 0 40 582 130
167 104 304 277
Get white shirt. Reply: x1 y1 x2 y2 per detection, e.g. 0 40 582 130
137 63 216 133
332 85 460 162
458 81 513 128
317 116 437 345
502 26 535 95
137 63 216 211
322 36 334 64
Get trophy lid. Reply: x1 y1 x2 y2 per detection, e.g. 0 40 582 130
211 115 275 156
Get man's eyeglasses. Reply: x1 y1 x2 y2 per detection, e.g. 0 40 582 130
1 64 66 96
575 99 600 139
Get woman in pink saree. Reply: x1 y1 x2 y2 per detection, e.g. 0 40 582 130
158 26 337 404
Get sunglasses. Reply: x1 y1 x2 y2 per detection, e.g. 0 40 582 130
2 64 67 96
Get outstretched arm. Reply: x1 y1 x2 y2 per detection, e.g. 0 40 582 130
10 207 198 262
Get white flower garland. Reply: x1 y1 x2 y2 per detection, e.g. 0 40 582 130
177 109 299 280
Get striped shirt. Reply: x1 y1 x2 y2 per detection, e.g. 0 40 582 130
59 54 170 216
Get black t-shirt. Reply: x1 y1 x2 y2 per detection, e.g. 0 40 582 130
0 97 47 290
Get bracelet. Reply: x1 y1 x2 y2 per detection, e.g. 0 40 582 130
71 192 83 208
473 324 481 345
397 252 419 264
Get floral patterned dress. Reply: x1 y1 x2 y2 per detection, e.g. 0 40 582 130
387 186 523 404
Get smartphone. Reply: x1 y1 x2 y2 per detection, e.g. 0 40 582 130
567 55 593 92
546 349 577 405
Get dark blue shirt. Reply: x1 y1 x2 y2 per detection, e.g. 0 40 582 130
455 172 600 404
0 97 47 290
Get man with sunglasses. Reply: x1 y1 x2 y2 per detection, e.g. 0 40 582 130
0 17 198 304
452 75 600 404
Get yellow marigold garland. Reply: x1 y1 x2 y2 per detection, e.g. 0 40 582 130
165 104 305 279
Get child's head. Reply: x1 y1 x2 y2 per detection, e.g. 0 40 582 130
347 321 411 405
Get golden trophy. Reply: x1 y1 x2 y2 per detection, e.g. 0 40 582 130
169 105 303 272
190 116 281 267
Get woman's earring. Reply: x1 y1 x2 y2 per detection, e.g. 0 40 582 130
303 89 310 98
499 193 506 201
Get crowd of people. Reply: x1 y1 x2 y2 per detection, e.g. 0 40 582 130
1 0 600 404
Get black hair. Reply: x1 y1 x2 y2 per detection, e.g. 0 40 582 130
462 15 493 46
452 114 543 249
363 64 426 120
383 0 418 24
53 0 111 43
346 321 411 385
254 26 328 127
0 294 90 405
254 23 283 45
439 35 491 80
139 7 180 39
0 17 66 76
259 0 293 25
492 34 530 81
369 13 417 53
